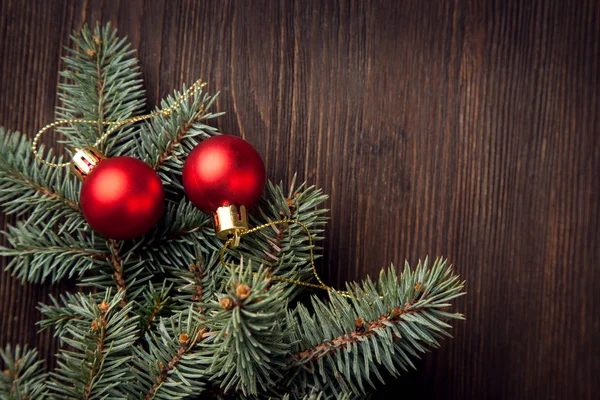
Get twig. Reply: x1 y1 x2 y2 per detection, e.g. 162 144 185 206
153 106 205 171
5 172 81 213
143 345 187 400
15 247 106 259
165 225 208 241
107 240 127 306
293 303 422 363
142 330 211 400
83 315 107 399
144 301 162 330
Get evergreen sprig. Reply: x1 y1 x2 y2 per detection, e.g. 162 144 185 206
56 22 146 155
132 198 215 271
78 238 150 306
169 250 226 313
1 221 107 283
205 263 292 396
0 128 83 232
44 290 139 400
128 307 208 400
136 281 174 337
230 178 329 298
0 345 47 400
285 258 464 398
134 86 222 192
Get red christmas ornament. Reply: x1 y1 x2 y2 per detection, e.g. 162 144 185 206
71 148 165 240
182 135 266 241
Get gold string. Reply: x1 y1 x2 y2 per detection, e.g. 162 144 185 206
32 79 207 168
219 219 350 297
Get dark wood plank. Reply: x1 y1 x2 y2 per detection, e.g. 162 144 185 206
0 1 598 398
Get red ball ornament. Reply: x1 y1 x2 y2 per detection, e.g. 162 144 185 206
182 135 266 240
183 135 266 212
73 148 165 240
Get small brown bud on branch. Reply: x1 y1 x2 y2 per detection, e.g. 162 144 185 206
98 300 109 313
236 284 251 300
219 297 234 310
355 317 366 333
179 333 190 345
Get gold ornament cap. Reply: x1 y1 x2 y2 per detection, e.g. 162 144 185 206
213 205 249 247
70 147 106 181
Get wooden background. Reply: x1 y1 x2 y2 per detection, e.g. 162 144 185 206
0 0 598 399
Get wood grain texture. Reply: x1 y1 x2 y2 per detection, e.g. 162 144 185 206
1 1 598 398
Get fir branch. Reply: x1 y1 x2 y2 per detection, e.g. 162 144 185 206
188 263 207 309
143 291 169 330
166 226 208 241
38 293 86 337
205 263 294 396
294 300 421 361
56 23 146 155
286 258 464 398
80 253 150 305
128 307 208 400
131 198 214 271
45 290 139 400
142 344 188 400
173 262 208 313
133 87 222 191
136 282 173 340
0 129 84 232
0 345 47 400
82 313 107 399
0 222 108 283
169 250 226 314
107 239 127 304
153 105 205 171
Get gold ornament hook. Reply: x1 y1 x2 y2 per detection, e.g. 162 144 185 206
69 147 106 180
213 205 249 246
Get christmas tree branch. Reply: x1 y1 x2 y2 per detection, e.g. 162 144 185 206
144 299 165 330
294 301 425 362
7 173 80 213
107 239 127 303
230 180 328 297
57 23 146 154
286 258 465 397
135 282 173 341
166 225 209 241
0 129 85 232
142 343 188 400
83 312 107 399
39 293 88 337
260 178 306 263
153 104 206 171
0 222 108 283
131 199 213 271
187 263 208 309
129 308 208 400
205 263 293 396
45 291 139 399
80 255 152 307
0 345 47 400
134 88 221 191
169 251 225 315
